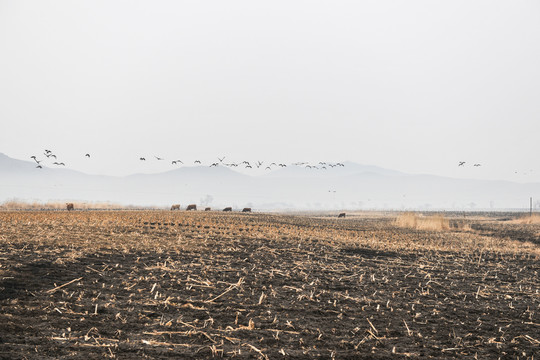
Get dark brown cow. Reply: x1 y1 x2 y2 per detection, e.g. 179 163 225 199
242 208 252 213
66 203 74 211
338 212 346 218
205 207 211 211
186 204 197 211
223 207 232 212
170 204 180 210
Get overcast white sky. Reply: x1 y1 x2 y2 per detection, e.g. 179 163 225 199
1 1 539 181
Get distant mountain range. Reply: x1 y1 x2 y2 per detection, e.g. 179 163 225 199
1 152 538 210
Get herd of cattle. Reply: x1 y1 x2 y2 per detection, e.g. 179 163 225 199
65 203 346 217
171 204 251 212
64 202 251 213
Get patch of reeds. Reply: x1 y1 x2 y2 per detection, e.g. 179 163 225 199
395 212 450 231
0 199 136 210
514 214 540 224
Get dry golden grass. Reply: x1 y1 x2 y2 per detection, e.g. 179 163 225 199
0 200 142 210
514 214 540 224
395 212 450 231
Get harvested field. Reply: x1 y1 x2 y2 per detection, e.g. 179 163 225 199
0 211 539 359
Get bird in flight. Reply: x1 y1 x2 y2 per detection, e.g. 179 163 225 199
474 163 481 167
155 156 164 161
194 160 201 164
218 156 225 163
210 163 218 167
172 160 183 165
140 157 146 161
458 161 466 167
53 162 65 166
85 154 90 158
36 165 42 169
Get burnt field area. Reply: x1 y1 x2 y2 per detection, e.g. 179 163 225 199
0 211 538 359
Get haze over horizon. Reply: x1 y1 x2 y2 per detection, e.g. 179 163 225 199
1 1 539 183
1 152 538 210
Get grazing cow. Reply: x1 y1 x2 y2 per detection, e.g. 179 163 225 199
186 204 197 211
171 204 180 210
205 207 211 211
223 207 232 212
338 212 346 218
242 208 252 213
66 203 74 211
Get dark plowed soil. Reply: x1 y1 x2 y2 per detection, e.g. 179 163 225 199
0 211 538 359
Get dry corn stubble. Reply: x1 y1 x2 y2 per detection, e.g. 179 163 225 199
0 210 538 359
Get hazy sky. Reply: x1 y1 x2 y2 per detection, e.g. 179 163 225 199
1 1 539 181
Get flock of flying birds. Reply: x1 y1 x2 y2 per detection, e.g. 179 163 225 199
28 151 533 176
30 149 87 168
30 150 346 171
139 155 345 170
458 161 481 167
458 161 533 175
